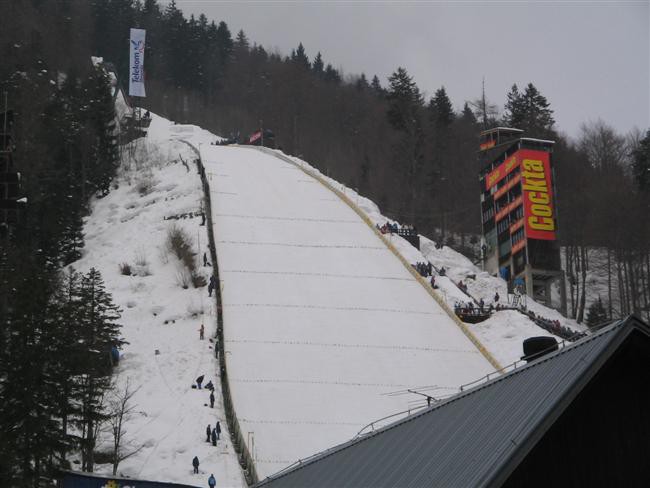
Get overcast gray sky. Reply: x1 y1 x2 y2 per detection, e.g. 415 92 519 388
173 1 649 139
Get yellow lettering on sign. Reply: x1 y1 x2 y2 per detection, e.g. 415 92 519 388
529 192 549 204
528 216 555 231
523 159 544 172
531 203 552 217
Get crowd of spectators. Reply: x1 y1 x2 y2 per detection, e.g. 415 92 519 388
413 261 433 277
376 221 417 235
524 310 586 341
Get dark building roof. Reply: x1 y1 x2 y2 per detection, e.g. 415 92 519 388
255 316 650 488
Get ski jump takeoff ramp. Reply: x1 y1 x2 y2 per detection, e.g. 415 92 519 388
201 146 495 479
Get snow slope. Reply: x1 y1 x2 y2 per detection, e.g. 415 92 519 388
202 145 496 479
71 111 587 486
71 115 245 487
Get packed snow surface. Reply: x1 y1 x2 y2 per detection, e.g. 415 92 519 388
202 145 496 478
71 111 584 486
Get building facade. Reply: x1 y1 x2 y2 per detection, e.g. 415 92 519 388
478 127 565 312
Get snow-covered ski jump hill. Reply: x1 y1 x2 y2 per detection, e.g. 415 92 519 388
73 113 582 486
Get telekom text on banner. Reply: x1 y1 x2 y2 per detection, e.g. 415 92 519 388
129 28 146 97
520 149 556 241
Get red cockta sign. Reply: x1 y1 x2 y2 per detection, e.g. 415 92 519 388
520 149 556 241
485 155 519 190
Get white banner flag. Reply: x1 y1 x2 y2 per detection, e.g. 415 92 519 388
129 28 146 97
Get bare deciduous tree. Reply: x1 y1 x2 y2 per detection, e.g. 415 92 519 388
106 378 143 475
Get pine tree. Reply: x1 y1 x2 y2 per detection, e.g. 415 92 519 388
323 64 341 83
75 268 125 472
292 42 310 70
355 73 369 91
585 297 609 329
387 67 423 132
0 256 68 485
234 29 250 51
215 21 233 65
460 102 477 124
503 82 555 137
85 64 119 197
370 75 384 97
503 83 524 128
386 67 425 221
312 52 324 77
428 86 455 128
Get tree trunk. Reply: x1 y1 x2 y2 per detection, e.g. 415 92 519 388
576 246 588 323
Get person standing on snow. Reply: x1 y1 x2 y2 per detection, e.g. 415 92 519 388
209 390 215 408
216 421 221 440
211 427 217 446
208 473 216 488
196 375 204 389
208 275 217 297
192 456 200 474
199 323 205 340
206 424 211 442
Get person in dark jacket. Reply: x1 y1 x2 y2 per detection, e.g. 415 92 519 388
192 456 200 474
209 390 215 408
205 380 214 391
216 421 221 440
208 275 217 297
211 427 217 446
208 474 216 488
206 424 211 442
196 375 204 389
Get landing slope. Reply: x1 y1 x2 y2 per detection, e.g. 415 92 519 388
203 146 495 478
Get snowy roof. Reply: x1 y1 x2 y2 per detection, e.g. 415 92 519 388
520 137 556 145
480 127 524 136
254 316 650 488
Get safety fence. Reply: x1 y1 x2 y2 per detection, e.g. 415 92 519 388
253 147 503 373
184 141 259 486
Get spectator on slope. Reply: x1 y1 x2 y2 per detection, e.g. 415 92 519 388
208 474 216 488
211 427 217 446
205 380 214 391
199 323 205 340
208 275 217 297
430 276 437 289
479 298 485 311
210 390 215 408
206 424 211 442
196 375 205 389
494 291 500 303
193 456 200 474
216 421 221 440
